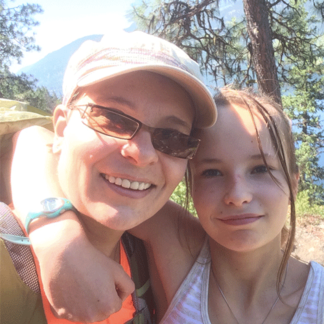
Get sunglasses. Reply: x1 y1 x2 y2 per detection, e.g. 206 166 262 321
70 103 200 159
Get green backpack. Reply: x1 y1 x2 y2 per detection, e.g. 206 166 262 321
0 99 52 204
0 203 155 324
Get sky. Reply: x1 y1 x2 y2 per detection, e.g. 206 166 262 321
11 0 138 72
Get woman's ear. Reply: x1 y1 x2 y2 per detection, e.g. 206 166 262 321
52 104 69 154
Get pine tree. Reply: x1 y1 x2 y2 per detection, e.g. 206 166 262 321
130 0 324 205
0 0 49 108
279 1 324 204
130 0 324 96
282 57 324 204
0 0 42 68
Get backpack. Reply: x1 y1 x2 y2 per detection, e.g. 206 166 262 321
0 202 155 324
0 99 53 204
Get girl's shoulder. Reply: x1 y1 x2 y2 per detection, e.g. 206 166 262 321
309 260 324 271
289 260 324 323
307 260 324 289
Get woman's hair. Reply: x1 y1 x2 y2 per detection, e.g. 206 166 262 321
187 87 299 297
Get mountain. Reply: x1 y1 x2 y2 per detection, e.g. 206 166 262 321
18 35 103 96
17 22 137 96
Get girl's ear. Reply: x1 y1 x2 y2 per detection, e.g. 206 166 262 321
52 104 69 154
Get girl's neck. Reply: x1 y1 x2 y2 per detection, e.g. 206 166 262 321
209 235 283 295
207 237 309 324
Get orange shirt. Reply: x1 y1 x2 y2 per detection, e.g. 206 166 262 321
10 207 136 324
35 241 135 324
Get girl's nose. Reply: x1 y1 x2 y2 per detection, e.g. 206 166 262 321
223 176 253 206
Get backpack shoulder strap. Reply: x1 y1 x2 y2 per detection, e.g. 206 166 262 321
0 202 40 293
122 232 155 324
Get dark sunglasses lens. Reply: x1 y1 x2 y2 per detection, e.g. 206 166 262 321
152 129 200 159
85 107 139 139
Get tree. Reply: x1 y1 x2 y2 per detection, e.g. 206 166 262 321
0 0 54 111
283 63 324 204
0 68 59 112
28 87 60 113
130 0 245 89
130 0 324 96
0 0 43 68
278 0 324 204
243 0 281 103
131 0 324 205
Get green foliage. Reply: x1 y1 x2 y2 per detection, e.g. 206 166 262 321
0 0 58 113
26 86 60 113
129 0 251 88
131 0 324 208
271 0 323 84
130 0 324 91
170 179 197 216
281 26 324 204
0 67 36 97
280 2 324 204
0 0 43 68
295 190 324 217
0 66 59 112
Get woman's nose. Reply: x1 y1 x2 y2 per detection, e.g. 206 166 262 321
120 128 159 167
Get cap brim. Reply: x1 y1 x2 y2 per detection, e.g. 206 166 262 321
76 65 217 128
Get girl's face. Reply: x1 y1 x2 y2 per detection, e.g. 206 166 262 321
191 103 291 252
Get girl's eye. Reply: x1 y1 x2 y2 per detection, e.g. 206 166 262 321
252 165 269 174
201 169 222 177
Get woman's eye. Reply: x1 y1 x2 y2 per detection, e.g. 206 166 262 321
202 169 222 177
252 165 269 174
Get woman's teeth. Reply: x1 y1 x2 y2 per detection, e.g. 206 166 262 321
104 175 151 190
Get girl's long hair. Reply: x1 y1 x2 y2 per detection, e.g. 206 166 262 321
187 87 298 298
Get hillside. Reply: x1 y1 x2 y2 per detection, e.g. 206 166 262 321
18 35 103 96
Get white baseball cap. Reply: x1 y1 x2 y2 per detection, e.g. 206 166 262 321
63 31 217 128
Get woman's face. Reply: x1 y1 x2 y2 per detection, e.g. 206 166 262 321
191 103 291 252
53 71 195 231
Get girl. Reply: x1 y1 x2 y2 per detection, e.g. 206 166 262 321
156 88 324 323
8 89 324 323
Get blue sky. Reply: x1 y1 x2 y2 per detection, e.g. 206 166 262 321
12 0 137 71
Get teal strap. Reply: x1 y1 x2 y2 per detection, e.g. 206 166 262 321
0 233 31 245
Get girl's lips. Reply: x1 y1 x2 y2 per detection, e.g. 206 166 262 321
217 214 263 226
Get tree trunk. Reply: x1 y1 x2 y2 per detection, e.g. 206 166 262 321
243 0 282 104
